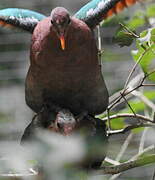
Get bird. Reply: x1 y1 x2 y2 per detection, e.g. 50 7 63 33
0 0 138 117
25 6 109 116
0 0 138 170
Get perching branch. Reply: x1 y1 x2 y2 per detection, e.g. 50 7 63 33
95 154 155 175
101 149 155 174
101 113 153 123
108 123 155 135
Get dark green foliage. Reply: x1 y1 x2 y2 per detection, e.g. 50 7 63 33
113 29 135 47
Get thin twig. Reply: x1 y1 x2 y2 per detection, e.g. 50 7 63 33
116 133 133 161
130 145 155 161
108 70 155 111
131 90 155 111
104 157 120 165
120 92 137 117
107 108 111 133
144 69 155 79
105 145 155 166
139 127 149 153
119 22 140 38
101 113 153 123
142 84 155 87
124 47 150 89
138 109 150 154
109 133 133 180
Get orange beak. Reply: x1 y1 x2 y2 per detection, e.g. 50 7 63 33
59 35 65 50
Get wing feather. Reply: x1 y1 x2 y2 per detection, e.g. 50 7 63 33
0 8 46 33
74 0 138 29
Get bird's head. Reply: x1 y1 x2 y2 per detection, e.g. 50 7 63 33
50 7 71 50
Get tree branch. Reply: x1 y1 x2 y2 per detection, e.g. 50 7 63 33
119 23 140 38
124 47 150 89
108 123 155 135
108 69 155 112
95 154 155 175
131 90 155 111
101 113 153 123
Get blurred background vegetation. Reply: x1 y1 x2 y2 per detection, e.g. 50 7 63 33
0 0 155 179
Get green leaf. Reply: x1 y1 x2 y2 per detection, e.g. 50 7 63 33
113 30 134 47
151 28 155 43
128 100 145 113
139 29 151 44
144 90 155 100
119 99 145 114
110 117 125 130
127 11 145 30
148 71 155 82
121 91 155 114
131 29 155 77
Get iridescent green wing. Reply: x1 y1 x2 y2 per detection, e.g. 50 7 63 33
74 0 137 29
0 8 46 33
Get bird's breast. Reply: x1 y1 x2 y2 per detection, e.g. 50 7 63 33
29 16 101 94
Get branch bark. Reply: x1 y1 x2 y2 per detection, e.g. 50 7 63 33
101 113 153 123
95 154 155 175
108 123 155 135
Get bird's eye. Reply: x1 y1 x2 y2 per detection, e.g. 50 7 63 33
67 18 71 25
51 20 54 24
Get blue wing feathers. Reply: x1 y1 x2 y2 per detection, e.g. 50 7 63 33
0 8 46 32
75 0 137 28
0 1 138 31
75 0 121 28
75 0 103 20
0 8 46 21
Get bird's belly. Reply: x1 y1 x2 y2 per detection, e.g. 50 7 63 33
26 38 109 114
25 61 108 114
30 62 98 99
